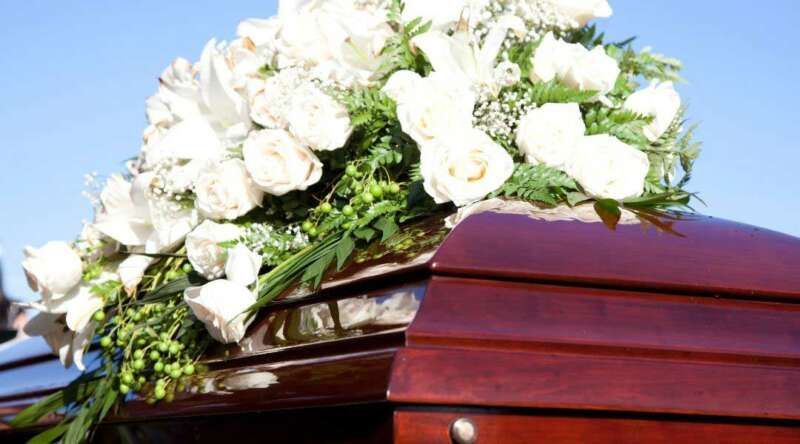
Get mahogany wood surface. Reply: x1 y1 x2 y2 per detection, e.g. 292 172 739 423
389 347 800 420
389 276 800 420
410 277 800 364
394 410 800 444
431 212 800 301
3 212 800 441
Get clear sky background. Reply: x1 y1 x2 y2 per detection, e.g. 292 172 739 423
1 1 798 302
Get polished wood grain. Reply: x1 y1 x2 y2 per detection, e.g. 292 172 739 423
4 211 800 442
120 349 396 421
394 410 800 444
389 347 800 420
410 277 800 364
432 212 800 301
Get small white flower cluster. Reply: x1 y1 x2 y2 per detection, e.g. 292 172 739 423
239 223 309 266
477 0 610 44
474 85 536 142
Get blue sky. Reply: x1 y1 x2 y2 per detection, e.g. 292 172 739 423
1 1 798 302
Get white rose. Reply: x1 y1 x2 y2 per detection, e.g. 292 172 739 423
23 241 83 297
420 128 514 206
225 244 262 287
275 0 392 87
516 103 586 169
552 0 613 27
273 1 344 69
383 71 475 147
566 134 650 201
186 220 243 280
563 46 620 96
243 129 323 196
624 81 682 142
143 58 202 133
287 84 352 151
248 67 307 129
195 159 264 221
530 32 588 84
184 280 256 344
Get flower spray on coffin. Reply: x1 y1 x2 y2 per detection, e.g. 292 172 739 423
12 0 701 441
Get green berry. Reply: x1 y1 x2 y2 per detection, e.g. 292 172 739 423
121 373 134 385
132 312 143 322
165 270 178 281
138 376 146 384
100 337 112 348
369 184 383 199
301 221 314 232
345 165 358 176
342 205 355 217
133 349 145 360
184 364 196 376
182 263 193 273
154 387 166 400
342 222 352 230
133 359 145 371
389 183 401 194
154 361 165 373
149 350 161 361
157 342 169 353
170 369 183 379
308 227 318 238
119 384 130 395
169 343 180 355
135 337 147 347
362 192 374 204
92 311 106 322
164 363 173 373
320 202 333 213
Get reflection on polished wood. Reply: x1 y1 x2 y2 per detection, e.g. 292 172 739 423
2 210 800 442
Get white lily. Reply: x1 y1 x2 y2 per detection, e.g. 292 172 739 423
93 173 199 291
24 312 96 371
412 15 525 94
198 39 252 132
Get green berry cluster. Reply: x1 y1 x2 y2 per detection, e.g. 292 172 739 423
300 163 404 237
96 298 205 403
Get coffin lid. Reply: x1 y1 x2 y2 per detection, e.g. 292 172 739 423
2 205 800 375
2 204 800 429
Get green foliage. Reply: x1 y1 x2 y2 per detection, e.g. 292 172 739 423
491 164 579 205
608 45 684 83
506 41 538 80
584 106 654 147
563 24 606 49
644 108 702 190
375 6 432 80
526 79 598 106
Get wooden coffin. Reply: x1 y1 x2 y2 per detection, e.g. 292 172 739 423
2 208 800 443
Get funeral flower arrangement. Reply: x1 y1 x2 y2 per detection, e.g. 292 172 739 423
13 0 700 441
